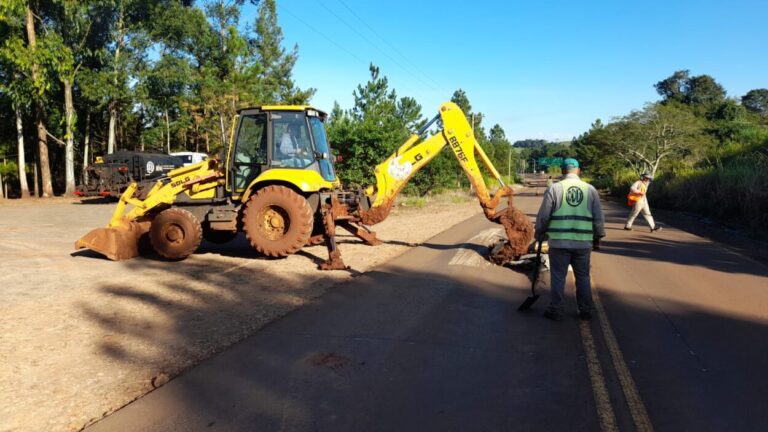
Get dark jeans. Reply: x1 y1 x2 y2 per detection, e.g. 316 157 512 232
547 247 594 315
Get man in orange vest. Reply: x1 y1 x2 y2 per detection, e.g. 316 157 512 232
624 172 662 232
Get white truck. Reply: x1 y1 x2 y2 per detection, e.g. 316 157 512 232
170 152 208 166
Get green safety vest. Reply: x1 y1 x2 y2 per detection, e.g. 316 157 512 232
548 178 593 241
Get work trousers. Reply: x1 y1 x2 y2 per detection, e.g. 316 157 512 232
547 247 594 315
626 198 655 229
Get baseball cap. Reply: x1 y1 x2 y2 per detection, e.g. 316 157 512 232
561 158 579 170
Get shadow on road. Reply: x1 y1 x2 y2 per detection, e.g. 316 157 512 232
83 256 768 432
599 205 768 278
80 191 768 431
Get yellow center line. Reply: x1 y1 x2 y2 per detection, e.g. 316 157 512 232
592 277 655 432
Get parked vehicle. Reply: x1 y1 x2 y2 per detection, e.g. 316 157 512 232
170 152 208 166
75 151 183 199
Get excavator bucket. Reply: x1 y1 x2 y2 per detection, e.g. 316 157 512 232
488 194 535 264
74 220 150 261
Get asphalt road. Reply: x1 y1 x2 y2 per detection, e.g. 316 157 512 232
87 188 768 432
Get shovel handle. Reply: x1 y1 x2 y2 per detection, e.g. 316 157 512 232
530 240 544 295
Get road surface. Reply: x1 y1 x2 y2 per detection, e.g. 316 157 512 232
87 189 768 432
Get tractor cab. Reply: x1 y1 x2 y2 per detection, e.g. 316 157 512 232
228 106 337 197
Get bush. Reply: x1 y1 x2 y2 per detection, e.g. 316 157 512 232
651 162 768 231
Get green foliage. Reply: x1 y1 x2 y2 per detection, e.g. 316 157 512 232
576 69 768 233
742 88 768 117
328 65 417 187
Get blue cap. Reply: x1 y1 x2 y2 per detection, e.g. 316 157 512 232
561 158 579 170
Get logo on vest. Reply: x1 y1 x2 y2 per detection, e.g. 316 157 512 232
565 186 583 207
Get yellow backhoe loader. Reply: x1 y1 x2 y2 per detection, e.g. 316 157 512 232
75 102 533 269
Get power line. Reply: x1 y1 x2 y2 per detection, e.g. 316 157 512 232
335 0 448 94
276 4 369 67
320 1 445 94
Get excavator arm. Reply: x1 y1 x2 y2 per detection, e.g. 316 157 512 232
357 102 510 225
319 102 534 269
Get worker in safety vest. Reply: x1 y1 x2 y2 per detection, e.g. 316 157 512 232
535 158 605 321
624 172 662 232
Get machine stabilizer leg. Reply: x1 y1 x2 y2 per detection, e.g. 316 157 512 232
319 204 348 270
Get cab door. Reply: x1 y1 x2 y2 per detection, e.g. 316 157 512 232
231 113 269 194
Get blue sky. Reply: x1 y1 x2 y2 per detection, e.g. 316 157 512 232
242 0 767 143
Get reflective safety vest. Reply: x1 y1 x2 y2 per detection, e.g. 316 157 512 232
627 181 646 207
548 178 594 242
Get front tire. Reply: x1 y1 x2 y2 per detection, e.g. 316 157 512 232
242 185 313 257
149 208 203 260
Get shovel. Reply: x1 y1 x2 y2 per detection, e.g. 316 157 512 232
518 239 544 311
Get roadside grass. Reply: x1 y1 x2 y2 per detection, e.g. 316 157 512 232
396 189 477 210
595 163 768 238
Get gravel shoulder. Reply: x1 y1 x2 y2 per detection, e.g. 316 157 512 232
0 194 481 432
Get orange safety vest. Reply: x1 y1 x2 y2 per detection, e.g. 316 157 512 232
626 182 646 207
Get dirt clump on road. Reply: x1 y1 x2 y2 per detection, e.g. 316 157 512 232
0 193 481 432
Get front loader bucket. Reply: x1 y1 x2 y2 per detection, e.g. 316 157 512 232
74 221 150 261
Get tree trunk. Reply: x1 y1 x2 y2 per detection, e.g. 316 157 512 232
16 106 30 198
26 3 53 197
33 156 39 197
165 110 171 153
64 78 76 195
83 111 90 184
35 107 53 197
194 122 199 152
107 2 124 155
108 103 116 154
218 113 227 148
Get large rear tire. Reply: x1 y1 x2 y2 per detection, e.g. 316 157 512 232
149 207 203 260
242 185 313 257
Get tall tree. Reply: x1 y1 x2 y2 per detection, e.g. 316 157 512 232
654 70 690 103
655 70 725 108
23 0 55 196
685 74 726 106
1 2 32 197
742 89 768 117
253 0 314 104
329 64 426 188
42 0 110 194
611 103 709 177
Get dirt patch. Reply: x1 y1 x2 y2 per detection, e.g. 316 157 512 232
0 193 481 432
306 352 351 371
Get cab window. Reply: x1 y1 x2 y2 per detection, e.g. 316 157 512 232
272 113 313 168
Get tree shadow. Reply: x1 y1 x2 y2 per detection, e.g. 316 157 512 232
599 204 768 277
73 197 118 205
83 259 768 432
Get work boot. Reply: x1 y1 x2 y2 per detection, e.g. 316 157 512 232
623 226 632 231
579 311 593 321
543 310 564 322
